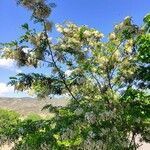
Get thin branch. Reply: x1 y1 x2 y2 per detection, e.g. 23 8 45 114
104 43 123 90
90 72 102 93
43 21 78 102
105 65 113 90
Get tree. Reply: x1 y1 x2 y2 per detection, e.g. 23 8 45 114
0 1 150 149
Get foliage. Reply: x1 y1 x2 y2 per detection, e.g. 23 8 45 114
0 1 150 149
0 109 20 145
25 113 42 121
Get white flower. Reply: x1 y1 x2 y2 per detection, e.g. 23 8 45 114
98 56 107 64
125 39 133 53
83 30 91 37
88 131 96 138
61 44 66 49
74 108 83 116
56 24 63 32
93 30 99 35
63 28 70 33
66 23 77 28
114 24 119 30
89 41 95 47
135 117 141 123
93 31 104 38
124 16 132 25
109 32 116 40
68 38 80 45
119 22 124 28
114 50 120 58
18 127 24 134
101 128 107 134
73 33 79 38
124 16 131 20
99 33 104 38
85 111 96 124
77 77 85 84
115 22 124 30
112 127 118 132
36 40 41 46
3 47 10 52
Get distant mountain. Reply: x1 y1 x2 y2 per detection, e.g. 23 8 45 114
0 97 69 116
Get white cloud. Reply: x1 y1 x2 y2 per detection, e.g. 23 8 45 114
0 83 14 96
0 82 30 98
65 70 74 77
0 58 15 69
0 58 22 73
16 69 22 74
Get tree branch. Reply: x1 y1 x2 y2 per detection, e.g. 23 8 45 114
43 21 78 102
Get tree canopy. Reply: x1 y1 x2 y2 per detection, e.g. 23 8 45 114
0 1 150 149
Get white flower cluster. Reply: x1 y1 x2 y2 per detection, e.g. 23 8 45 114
55 23 104 52
88 131 96 138
99 110 115 121
109 32 116 40
99 128 108 138
29 32 46 46
19 0 51 19
125 39 133 53
124 16 132 25
83 138 104 150
101 128 108 135
83 30 104 39
85 111 96 124
74 108 83 116
27 56 38 66
18 127 24 134
61 128 75 140
114 22 124 30
114 16 132 30
76 77 85 84
55 24 64 33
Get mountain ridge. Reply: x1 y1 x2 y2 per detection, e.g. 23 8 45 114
0 97 69 116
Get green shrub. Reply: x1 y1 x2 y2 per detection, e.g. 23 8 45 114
0 109 20 144
25 113 42 121
0 109 20 132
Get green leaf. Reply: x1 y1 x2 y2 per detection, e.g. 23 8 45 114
21 23 29 30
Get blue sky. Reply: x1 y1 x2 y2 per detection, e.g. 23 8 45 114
0 0 150 97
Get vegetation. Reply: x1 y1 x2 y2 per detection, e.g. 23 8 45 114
0 109 20 145
24 113 42 121
0 0 150 149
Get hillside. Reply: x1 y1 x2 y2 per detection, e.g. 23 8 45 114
0 97 69 116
